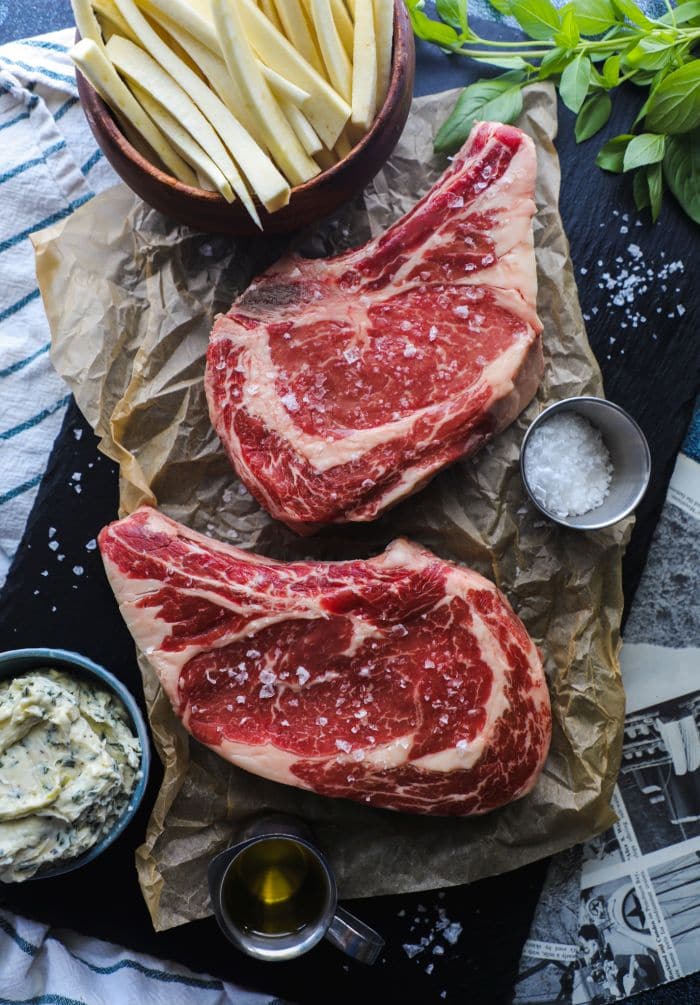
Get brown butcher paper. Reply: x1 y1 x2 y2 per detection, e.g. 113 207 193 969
33 83 629 931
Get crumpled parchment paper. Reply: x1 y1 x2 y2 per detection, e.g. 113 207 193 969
33 83 629 931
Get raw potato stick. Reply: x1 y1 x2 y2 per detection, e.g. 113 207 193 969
92 0 134 39
373 0 393 107
351 0 377 131
281 100 323 156
260 0 284 32
69 38 197 184
136 0 309 107
331 0 354 59
273 0 325 76
111 0 289 215
237 0 350 148
334 128 352 158
71 0 105 47
311 0 352 102
314 145 337 169
135 5 268 151
211 0 319 187
105 35 260 222
345 0 356 17
130 81 232 198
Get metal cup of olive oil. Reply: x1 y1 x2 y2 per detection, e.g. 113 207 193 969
208 814 384 964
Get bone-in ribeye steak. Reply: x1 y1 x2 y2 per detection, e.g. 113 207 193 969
99 507 551 816
206 121 543 534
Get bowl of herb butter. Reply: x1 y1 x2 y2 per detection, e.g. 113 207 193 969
0 648 150 882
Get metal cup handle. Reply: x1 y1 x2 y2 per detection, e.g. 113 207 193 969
325 904 384 965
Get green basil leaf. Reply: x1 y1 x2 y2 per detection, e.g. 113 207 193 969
658 1 700 25
623 132 666 171
610 0 654 27
487 0 513 14
647 161 664 221
434 79 524 153
470 53 531 70
559 54 592 112
663 129 700 223
603 53 621 87
406 3 461 46
632 167 651 209
595 133 634 171
572 0 617 34
575 91 612 141
436 0 469 34
537 46 570 80
624 34 677 72
554 7 580 47
508 0 562 39
645 61 700 134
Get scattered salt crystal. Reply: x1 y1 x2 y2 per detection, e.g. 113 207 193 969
280 392 299 413
523 413 612 517
424 659 435 669
336 739 351 753
72 565 84 576
403 342 417 358
453 305 469 318
73 429 82 440
678 304 686 316
49 541 59 551
48 527 56 538
85 539 96 551
456 739 468 750
246 649 261 659
428 325 438 341
425 963 434 975
317 716 328 726
433 944 445 955
343 346 360 364
71 472 81 481
296 666 310 685
259 685 275 699
236 695 246 704
41 570 48 577
442 922 463 945
259 669 276 685
403 944 424 959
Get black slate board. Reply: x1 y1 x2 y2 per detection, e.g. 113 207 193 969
1 11 699 1005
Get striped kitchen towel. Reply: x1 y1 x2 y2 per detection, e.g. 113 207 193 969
0 29 114 588
0 31 284 1005
0 910 282 1005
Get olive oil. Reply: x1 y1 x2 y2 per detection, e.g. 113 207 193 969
222 838 328 937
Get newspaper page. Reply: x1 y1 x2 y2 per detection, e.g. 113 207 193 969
514 399 700 1005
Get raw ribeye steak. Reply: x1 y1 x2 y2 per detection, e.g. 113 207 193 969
99 507 551 816
206 121 543 534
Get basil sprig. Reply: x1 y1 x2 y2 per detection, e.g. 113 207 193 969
406 0 700 224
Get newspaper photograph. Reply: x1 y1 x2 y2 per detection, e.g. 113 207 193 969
514 414 700 1005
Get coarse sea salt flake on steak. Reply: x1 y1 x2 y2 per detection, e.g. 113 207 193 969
205 120 544 534
99 508 551 816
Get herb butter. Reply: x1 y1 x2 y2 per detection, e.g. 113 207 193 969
0 669 141 882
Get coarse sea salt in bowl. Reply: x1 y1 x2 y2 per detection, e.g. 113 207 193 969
520 397 651 531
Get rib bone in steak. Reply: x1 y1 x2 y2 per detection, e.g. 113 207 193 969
206 121 543 534
99 507 551 816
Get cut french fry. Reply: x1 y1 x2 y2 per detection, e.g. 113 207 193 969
258 63 311 107
273 0 324 75
137 0 310 109
71 0 105 46
211 0 319 186
311 0 352 103
130 80 232 197
345 0 356 17
105 34 261 223
110 2 290 215
69 38 197 185
351 0 377 130
260 0 283 33
331 0 354 60
92 0 135 38
314 145 337 170
334 129 352 158
237 0 350 148
373 0 393 107
136 2 268 150
130 0 219 50
281 101 322 156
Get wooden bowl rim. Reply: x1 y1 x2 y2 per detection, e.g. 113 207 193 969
79 0 413 210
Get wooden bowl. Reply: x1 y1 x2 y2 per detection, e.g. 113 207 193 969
76 2 415 235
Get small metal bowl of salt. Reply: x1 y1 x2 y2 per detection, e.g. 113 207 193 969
520 396 651 531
